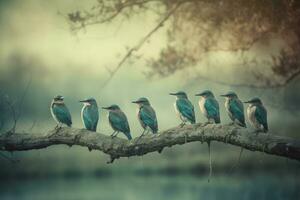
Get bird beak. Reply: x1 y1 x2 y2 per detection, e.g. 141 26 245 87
243 100 251 103
169 92 177 96
102 106 110 110
79 100 87 103
195 93 203 96
220 94 227 97
132 100 138 104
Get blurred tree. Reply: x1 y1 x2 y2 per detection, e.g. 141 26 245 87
66 0 300 88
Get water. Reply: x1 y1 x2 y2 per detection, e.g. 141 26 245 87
0 174 299 200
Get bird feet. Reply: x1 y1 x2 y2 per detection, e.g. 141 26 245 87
110 132 117 138
179 122 186 128
201 121 211 127
253 130 261 136
227 122 235 126
54 124 62 131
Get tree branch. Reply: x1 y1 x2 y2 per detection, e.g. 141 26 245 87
1 124 299 163
100 2 182 89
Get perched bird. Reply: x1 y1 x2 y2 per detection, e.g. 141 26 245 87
132 97 158 135
170 91 195 126
50 95 72 127
79 98 99 132
221 92 246 127
102 105 132 140
244 97 268 133
195 90 220 124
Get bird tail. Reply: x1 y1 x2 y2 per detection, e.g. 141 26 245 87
263 123 268 133
239 121 246 128
215 117 221 124
126 133 132 140
191 119 196 124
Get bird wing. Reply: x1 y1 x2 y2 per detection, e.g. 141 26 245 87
83 105 99 131
140 106 158 133
204 98 220 123
255 105 268 132
52 104 72 126
109 111 131 138
176 98 195 123
229 99 245 126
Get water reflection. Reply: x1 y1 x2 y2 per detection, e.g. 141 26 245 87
1 174 299 200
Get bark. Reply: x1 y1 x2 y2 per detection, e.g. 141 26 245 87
0 124 299 163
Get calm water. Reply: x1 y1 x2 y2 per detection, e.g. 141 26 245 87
0 174 299 200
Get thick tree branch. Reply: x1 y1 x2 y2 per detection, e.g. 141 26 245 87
0 124 299 163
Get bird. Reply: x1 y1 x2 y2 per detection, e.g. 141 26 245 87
102 104 132 140
195 90 220 124
79 98 99 132
169 91 195 127
50 95 72 127
220 92 246 127
132 97 158 135
244 97 268 133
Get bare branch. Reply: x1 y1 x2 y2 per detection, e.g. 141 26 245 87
99 2 182 89
0 124 299 163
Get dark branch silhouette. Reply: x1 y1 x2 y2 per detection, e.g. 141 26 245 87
99 2 182 89
1 124 299 163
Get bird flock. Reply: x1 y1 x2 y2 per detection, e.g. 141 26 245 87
50 90 268 140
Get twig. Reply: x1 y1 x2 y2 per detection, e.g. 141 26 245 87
99 2 183 89
229 147 244 174
207 141 212 182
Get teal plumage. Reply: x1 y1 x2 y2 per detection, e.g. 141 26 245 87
170 91 196 126
245 97 268 133
109 110 132 140
228 98 245 127
50 95 72 127
176 98 195 124
103 105 132 140
204 98 220 123
221 92 246 127
254 104 268 132
139 105 158 133
80 98 99 132
196 90 220 124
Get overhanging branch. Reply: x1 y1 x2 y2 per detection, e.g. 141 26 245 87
0 124 299 163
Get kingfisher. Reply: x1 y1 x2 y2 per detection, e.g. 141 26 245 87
195 90 220 124
102 104 132 140
79 98 99 132
50 95 72 127
169 91 195 127
132 97 158 135
221 92 246 127
244 97 268 133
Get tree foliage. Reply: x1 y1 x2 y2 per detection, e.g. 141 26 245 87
66 0 300 87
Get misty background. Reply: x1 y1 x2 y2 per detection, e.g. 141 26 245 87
0 1 300 199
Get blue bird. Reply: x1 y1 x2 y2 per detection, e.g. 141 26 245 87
170 91 195 127
132 97 158 135
50 95 72 127
195 90 220 124
244 98 268 133
102 105 132 140
221 92 246 127
79 98 99 132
